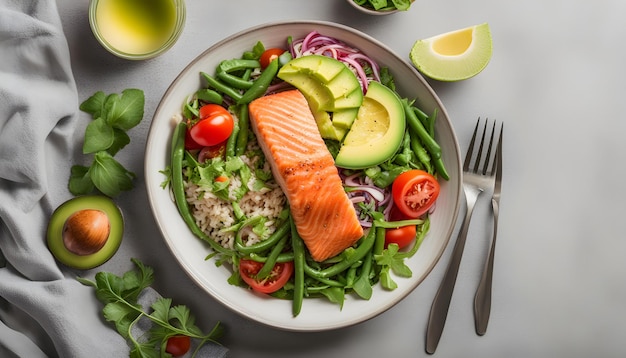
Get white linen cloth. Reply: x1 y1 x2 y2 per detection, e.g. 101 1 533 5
0 1 228 357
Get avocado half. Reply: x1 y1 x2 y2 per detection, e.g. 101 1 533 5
335 81 406 169
47 195 123 270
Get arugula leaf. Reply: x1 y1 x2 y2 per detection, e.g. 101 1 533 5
319 286 345 309
78 258 224 357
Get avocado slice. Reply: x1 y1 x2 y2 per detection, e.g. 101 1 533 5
326 67 363 104
47 195 123 270
331 108 359 129
312 110 348 141
278 55 364 139
278 72 334 111
278 54 346 82
335 81 406 169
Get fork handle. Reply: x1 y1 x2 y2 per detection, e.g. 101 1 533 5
473 198 500 335
425 190 480 354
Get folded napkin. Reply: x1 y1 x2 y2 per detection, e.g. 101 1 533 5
0 1 227 357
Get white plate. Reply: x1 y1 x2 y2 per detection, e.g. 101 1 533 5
145 20 461 332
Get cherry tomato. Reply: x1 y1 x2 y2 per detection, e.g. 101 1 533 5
189 104 234 147
392 169 440 219
239 259 293 294
165 335 191 357
184 126 204 150
385 207 417 249
259 48 286 69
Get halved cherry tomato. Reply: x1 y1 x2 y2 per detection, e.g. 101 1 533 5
165 335 191 357
259 48 286 69
385 207 417 249
392 169 440 219
189 104 234 147
239 259 293 294
184 126 204 150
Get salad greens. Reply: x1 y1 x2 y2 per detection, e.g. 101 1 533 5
353 0 412 11
78 258 223 358
70 89 144 197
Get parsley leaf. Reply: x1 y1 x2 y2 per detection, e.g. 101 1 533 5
374 244 413 290
78 258 224 357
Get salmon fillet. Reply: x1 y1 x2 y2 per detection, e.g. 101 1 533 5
248 89 364 261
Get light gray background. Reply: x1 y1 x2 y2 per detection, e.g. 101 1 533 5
56 0 626 357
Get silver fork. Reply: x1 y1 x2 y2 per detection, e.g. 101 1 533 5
474 122 503 335
425 118 500 354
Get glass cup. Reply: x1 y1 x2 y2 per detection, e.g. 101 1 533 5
88 0 186 60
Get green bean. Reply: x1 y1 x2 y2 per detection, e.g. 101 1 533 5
225 113 240 157
242 68 252 81
302 265 346 287
410 133 433 174
346 265 358 287
412 105 430 134
195 88 223 104
402 99 449 180
248 252 294 263
170 122 232 254
237 58 278 104
305 225 377 279
235 104 249 156
374 218 424 229
217 59 260 73
201 72 243 103
427 108 438 138
256 233 289 279
234 220 290 254
373 226 386 256
216 71 254 90
290 216 305 316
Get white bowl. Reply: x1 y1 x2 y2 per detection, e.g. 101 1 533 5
145 20 461 332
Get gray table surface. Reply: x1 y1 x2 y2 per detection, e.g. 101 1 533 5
56 0 626 357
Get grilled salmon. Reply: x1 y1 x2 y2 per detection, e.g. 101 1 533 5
248 89 364 261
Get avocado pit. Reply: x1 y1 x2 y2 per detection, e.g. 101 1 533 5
47 195 124 269
62 209 110 255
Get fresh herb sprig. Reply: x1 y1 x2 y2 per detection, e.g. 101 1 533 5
78 258 224 358
70 89 145 197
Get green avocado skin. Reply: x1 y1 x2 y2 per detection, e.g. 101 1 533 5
47 195 124 270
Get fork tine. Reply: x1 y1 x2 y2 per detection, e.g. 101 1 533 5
482 120 497 175
472 119 488 173
463 118 480 171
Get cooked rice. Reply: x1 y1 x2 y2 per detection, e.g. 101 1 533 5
184 153 286 249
